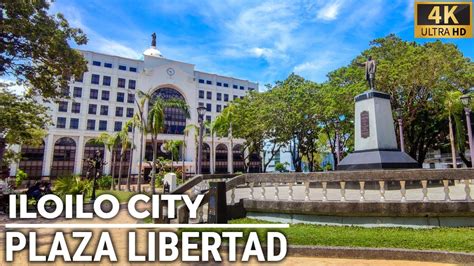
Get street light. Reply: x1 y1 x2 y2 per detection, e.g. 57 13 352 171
395 108 405 153
461 94 474 168
197 106 206 174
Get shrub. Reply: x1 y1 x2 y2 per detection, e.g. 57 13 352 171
54 175 92 200
97 175 112 189
15 169 28 187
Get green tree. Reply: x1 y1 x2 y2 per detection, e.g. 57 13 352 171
443 91 463 168
147 98 189 194
163 139 183 173
117 126 132 191
94 133 120 190
1 1 87 98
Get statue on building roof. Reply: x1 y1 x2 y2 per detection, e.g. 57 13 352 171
151 32 157 47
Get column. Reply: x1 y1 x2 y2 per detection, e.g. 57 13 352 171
74 135 85 175
42 134 54 177
131 134 141 175
228 142 233 173
187 128 197 175
104 148 112 175
244 146 249 173
8 145 21 177
210 139 215 174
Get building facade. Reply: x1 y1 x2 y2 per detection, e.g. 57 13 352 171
9 42 260 179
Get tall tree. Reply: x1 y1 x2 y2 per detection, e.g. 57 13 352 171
147 98 189 194
443 91 463 168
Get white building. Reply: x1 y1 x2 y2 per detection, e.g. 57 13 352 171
9 39 260 179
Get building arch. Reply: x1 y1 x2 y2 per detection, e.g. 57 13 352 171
201 143 210 174
149 86 188 135
82 139 105 177
215 143 228 174
233 144 245 173
18 140 45 179
51 137 76 178
249 150 262 173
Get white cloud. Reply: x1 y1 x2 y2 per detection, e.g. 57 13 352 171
316 0 344 21
248 47 274 59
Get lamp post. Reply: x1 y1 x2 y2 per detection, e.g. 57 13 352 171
396 108 405 153
461 94 474 168
197 106 206 174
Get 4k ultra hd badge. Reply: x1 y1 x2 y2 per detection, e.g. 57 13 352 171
415 1 472 38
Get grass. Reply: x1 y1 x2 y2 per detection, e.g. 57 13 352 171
96 190 137 203
180 218 474 253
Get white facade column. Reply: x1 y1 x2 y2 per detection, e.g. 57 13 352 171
104 148 112 175
187 128 197 175
8 145 21 177
244 147 249 173
42 134 54 176
131 132 141 175
210 138 215 174
228 142 233 173
74 135 85 175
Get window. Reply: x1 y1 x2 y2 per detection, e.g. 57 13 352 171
206 103 211 112
57 117 66 128
126 108 134 118
119 65 126 70
233 85 238 89
90 89 98 99
115 107 123 117
198 102 204 107
58 101 68 112
92 61 101 66
100 105 108 115
61 87 69 96
206 80 212 85
206 115 211 122
88 104 97 115
73 87 82 98
98 120 107 131
240 86 244 90
217 93 222 101
233 95 238 100
86 119 95 130
117 92 124 102
91 74 100 84
206 91 212 100
114 121 122 132
224 94 229 102
129 67 137 72
249 87 255 91
101 90 110 100
128 80 136 90
240 96 244 99
71 102 81 113
198 79 205 84
70 118 79 129
217 105 222 112
199 90 204 99
103 76 111 86
104 62 112 68
75 74 83 83
223 83 229 88
118 78 126 88
217 82 222 86
127 93 135 103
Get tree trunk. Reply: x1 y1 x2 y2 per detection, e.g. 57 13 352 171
126 127 135 192
117 150 124 191
211 132 215 174
137 131 143 193
110 150 116 190
182 134 186 180
449 116 457 168
151 138 157 194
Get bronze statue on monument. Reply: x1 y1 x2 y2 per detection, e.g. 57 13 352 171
358 56 376 90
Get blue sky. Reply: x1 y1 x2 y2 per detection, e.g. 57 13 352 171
51 0 473 90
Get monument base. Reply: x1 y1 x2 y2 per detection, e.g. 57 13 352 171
337 149 420 170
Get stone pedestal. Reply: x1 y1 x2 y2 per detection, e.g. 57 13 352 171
337 90 419 170
164 173 177 191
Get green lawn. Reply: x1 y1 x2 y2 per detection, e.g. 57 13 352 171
96 190 137 203
181 218 474 253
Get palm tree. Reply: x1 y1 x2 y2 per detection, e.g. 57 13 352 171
116 128 132 191
124 117 139 191
443 91 463 169
214 104 236 172
205 120 217 174
134 90 149 193
163 139 183 173
148 98 189 194
184 124 199 175
96 132 121 190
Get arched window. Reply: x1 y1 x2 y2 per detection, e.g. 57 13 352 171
249 150 262 173
111 147 131 180
215 144 228 174
82 140 105 177
201 143 210 174
150 87 187 134
233 144 245 173
19 141 45 179
51 137 76 178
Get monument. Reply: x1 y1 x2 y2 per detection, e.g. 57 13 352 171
337 57 419 170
